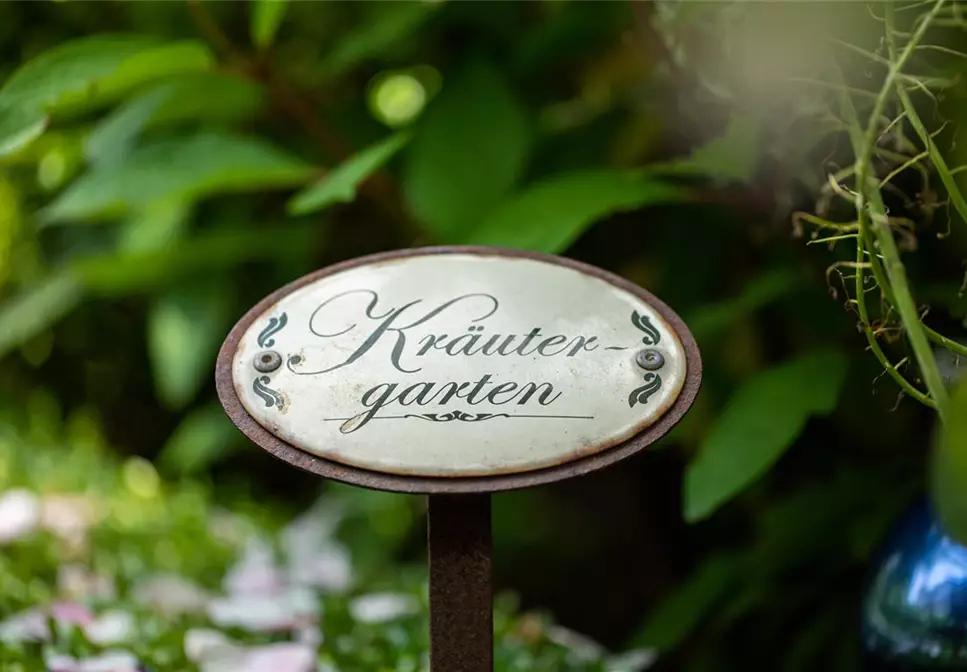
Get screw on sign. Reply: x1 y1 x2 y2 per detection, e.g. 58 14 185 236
215 246 702 671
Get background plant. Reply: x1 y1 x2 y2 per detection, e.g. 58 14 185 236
2 1 967 670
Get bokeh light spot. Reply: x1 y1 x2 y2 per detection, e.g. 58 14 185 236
123 457 160 499
369 72 428 128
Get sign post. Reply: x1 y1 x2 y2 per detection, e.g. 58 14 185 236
428 494 492 671
216 246 701 670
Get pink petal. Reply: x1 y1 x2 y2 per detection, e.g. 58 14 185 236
224 536 285 596
349 593 419 624
207 587 317 633
0 608 49 643
41 494 101 541
45 653 79 672
184 628 237 663
240 643 315 672
51 601 95 627
84 610 135 645
289 544 353 593
131 573 210 615
58 564 116 601
76 650 141 672
294 624 323 647
281 501 343 556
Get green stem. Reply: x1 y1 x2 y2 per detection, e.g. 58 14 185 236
861 228 967 359
841 0 950 418
886 4 967 232
836 77 934 406
854 210 936 408
867 202 949 415
854 0 946 189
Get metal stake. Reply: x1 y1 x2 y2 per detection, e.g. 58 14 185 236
428 493 493 671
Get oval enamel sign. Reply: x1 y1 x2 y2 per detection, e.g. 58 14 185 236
216 247 701 493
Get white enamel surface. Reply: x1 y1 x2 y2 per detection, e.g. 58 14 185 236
232 254 686 477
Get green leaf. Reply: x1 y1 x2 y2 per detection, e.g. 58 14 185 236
288 132 411 215
685 267 802 340
85 87 170 166
465 170 688 253
74 224 317 296
44 131 313 223
0 35 211 156
752 468 892 572
0 35 156 108
932 375 967 545
684 349 848 522
118 200 191 253
0 271 84 360
403 61 531 238
321 2 436 78
86 75 265 166
159 403 240 475
0 107 47 158
148 73 264 127
0 35 211 115
631 553 743 651
652 116 762 183
148 282 232 410
251 0 289 49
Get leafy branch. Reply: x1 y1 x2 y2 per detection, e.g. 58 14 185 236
185 0 409 227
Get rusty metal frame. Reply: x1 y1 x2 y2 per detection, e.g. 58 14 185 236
215 245 703 495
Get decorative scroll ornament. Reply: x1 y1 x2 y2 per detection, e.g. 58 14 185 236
253 376 284 409
405 410 510 423
257 313 288 348
631 310 661 345
628 372 662 407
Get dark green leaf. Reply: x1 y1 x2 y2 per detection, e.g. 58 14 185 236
783 609 846 672
651 116 762 183
403 61 531 238
159 403 240 475
0 271 83 359
288 132 411 215
148 282 232 410
630 553 743 651
752 469 888 573
44 131 313 223
684 349 848 522
933 375 967 545
465 170 688 252
321 2 436 78
685 267 802 340
251 0 289 49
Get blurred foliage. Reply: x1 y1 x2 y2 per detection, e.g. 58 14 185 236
0 404 651 671
1 1 967 670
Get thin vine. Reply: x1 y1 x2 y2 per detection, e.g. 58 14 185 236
807 0 967 419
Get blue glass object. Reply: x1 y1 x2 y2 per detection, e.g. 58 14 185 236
862 499 967 670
